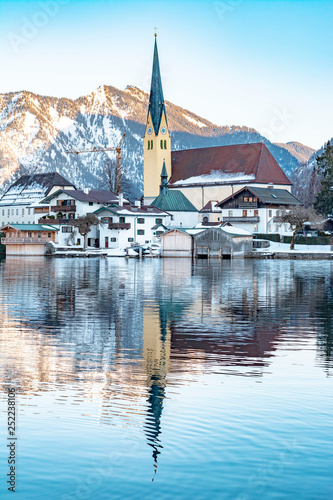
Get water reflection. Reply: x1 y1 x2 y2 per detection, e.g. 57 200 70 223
0 257 333 474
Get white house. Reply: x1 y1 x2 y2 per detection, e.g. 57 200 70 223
92 204 168 249
39 188 128 221
215 186 302 236
0 172 76 226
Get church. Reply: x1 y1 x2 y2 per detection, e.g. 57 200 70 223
144 36 294 212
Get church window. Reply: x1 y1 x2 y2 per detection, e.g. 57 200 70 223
164 140 167 149
151 140 153 149
160 140 163 149
148 141 150 150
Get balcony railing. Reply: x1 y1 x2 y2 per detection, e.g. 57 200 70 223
238 202 258 208
34 207 50 214
38 218 71 224
51 205 76 213
1 237 49 244
223 216 260 223
108 222 131 230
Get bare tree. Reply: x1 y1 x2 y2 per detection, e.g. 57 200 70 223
276 206 323 250
71 213 100 250
99 158 117 192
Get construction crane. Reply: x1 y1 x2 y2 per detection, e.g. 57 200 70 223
66 133 126 194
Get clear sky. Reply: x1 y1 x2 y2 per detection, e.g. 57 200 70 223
0 0 332 149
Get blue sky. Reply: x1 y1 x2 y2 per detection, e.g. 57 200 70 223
0 0 332 149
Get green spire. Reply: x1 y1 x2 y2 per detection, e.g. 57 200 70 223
148 36 166 135
160 161 168 194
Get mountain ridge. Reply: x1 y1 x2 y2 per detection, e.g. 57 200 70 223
0 84 304 200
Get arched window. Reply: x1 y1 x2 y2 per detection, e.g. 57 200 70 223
148 141 150 150
151 140 153 149
164 140 167 149
160 139 163 149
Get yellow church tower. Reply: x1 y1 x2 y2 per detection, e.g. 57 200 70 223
144 35 171 204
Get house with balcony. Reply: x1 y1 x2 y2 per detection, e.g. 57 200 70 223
215 186 302 235
92 204 168 249
0 223 59 255
0 172 76 226
39 188 128 222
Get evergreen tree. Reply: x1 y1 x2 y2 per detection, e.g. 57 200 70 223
314 140 333 216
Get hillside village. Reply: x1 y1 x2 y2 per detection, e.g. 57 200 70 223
0 36 332 259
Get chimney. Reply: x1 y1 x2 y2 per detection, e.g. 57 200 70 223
118 192 123 207
135 200 141 208
83 187 90 194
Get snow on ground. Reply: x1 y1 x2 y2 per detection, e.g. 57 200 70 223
256 241 333 254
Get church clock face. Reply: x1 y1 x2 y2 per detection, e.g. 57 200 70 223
161 127 167 135
147 127 153 135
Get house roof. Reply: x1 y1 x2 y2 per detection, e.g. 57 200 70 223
93 205 167 216
217 186 302 208
169 143 292 187
41 189 126 205
0 223 59 231
200 200 222 213
148 36 166 135
151 223 168 230
152 190 198 212
0 172 75 207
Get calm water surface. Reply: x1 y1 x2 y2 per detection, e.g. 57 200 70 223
0 257 332 499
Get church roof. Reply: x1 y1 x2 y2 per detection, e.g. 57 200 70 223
152 190 198 212
148 37 166 135
169 143 292 187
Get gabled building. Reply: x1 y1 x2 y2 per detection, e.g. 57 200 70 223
168 143 292 210
39 188 128 223
0 172 75 226
216 185 302 235
92 204 168 249
151 162 198 227
0 223 59 255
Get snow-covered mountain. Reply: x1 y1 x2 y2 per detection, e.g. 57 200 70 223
0 85 303 200
274 141 315 165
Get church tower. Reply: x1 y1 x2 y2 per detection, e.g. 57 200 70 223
144 35 171 204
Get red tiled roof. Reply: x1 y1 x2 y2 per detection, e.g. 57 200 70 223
170 143 292 186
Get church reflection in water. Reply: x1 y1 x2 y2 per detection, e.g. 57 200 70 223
0 256 332 468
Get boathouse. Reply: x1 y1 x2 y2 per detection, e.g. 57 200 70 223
0 224 59 256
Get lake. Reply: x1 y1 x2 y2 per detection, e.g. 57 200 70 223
0 257 332 499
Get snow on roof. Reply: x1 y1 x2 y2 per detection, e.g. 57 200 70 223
221 226 252 236
0 173 74 207
172 171 256 187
